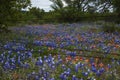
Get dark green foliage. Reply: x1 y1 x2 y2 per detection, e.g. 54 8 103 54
0 0 120 27
101 22 120 33
29 7 45 19
0 24 11 33
102 23 116 33
48 0 119 23
112 0 120 23
26 7 45 24
0 0 31 31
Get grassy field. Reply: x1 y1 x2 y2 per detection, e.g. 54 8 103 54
0 23 120 80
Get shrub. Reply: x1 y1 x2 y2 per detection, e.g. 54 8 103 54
116 24 120 32
0 24 11 33
101 22 117 33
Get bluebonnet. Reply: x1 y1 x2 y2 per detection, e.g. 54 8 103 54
17 56 22 66
33 40 43 46
10 63 16 70
8 50 12 55
35 57 43 66
10 58 15 64
75 64 79 72
66 51 76 57
50 78 55 80
96 70 102 77
60 73 67 80
4 44 11 50
82 72 88 76
72 75 78 80
60 73 64 79
62 64 66 70
23 62 30 68
3 61 10 70
99 68 105 73
107 64 112 68
26 51 32 58
91 65 97 73
35 76 39 80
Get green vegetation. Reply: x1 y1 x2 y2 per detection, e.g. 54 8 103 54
0 0 31 32
0 0 120 32
0 1 120 79
101 22 120 33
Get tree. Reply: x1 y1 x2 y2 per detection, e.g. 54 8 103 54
64 0 89 12
29 7 45 19
112 0 120 23
50 0 64 11
49 0 119 22
0 0 31 32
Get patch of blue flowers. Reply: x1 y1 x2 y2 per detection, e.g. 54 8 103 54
0 23 120 79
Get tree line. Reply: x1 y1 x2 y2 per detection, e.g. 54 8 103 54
0 0 120 31
49 0 120 22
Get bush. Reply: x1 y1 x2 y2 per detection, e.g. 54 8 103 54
101 22 117 33
0 24 11 33
116 26 120 32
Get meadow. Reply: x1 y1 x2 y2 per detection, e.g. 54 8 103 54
0 23 120 80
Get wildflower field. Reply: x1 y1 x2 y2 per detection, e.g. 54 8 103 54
0 23 120 80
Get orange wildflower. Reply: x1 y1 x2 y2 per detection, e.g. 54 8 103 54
99 62 104 67
66 56 72 61
85 59 89 63
80 57 83 61
74 56 79 61
115 44 120 48
105 67 109 71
